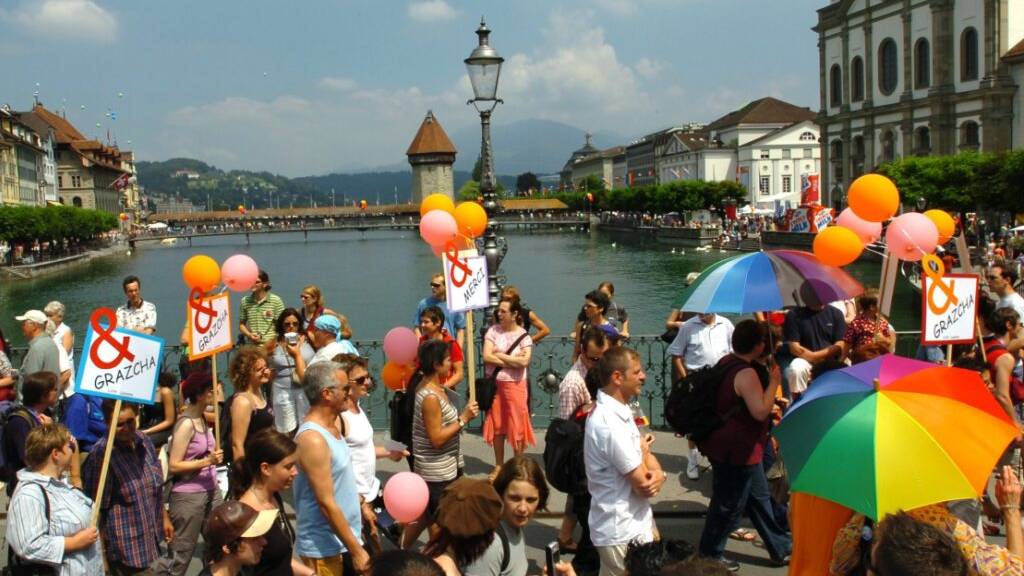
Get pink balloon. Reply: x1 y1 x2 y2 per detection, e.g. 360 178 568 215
221 254 259 292
383 472 429 523
383 327 419 365
836 208 882 245
885 212 939 262
419 210 457 247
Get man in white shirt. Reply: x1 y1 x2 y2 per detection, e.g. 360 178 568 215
115 275 157 335
667 313 734 480
584 347 666 576
989 264 1024 322
308 315 359 366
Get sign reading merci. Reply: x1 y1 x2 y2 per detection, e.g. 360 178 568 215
188 290 233 360
75 307 164 404
444 246 489 313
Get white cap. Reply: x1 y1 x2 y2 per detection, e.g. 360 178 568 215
15 310 47 325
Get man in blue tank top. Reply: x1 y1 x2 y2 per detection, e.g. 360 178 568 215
294 361 366 574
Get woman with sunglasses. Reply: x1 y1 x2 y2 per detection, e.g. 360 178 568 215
337 354 408 553
269 309 315 436
299 285 352 341
7 423 102 575
156 371 225 576
227 346 275 464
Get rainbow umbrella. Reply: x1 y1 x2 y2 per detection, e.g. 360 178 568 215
774 354 1017 520
677 250 863 313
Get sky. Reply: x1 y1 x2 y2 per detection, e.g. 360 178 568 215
0 0 826 177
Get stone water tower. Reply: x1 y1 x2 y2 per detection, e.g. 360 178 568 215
407 111 457 204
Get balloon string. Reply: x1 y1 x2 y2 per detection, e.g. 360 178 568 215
897 226 928 256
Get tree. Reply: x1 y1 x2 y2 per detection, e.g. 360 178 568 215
458 180 481 201
472 156 483 183
516 172 541 194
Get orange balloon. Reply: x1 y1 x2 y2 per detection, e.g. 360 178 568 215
847 174 899 223
454 202 488 238
813 225 864 267
420 193 456 217
182 254 221 292
924 209 955 244
381 362 415 391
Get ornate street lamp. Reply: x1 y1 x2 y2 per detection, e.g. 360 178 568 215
465 18 505 314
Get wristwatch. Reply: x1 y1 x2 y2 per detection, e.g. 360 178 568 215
457 417 466 429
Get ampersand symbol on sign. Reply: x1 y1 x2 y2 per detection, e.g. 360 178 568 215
88 307 136 369
189 288 217 334
922 253 959 316
444 241 472 288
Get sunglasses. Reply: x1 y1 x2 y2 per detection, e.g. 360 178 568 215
430 282 443 288
300 294 313 300
351 375 372 386
282 320 300 327
586 355 602 363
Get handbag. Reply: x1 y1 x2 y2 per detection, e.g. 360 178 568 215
478 332 530 412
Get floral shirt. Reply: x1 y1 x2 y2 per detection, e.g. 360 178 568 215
843 314 892 350
830 505 1024 575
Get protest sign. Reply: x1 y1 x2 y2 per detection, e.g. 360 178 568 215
75 307 164 404
921 273 979 345
444 250 489 313
187 290 233 360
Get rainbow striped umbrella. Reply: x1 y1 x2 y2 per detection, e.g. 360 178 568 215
774 354 1017 520
676 250 863 313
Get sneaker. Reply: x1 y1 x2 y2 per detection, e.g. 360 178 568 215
712 557 740 572
770 555 791 567
686 459 700 480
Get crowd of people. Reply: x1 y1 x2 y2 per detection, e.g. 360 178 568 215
1 257 1024 576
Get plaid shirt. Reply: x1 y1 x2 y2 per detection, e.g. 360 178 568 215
557 358 591 420
82 431 163 569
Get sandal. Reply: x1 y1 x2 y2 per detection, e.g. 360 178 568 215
729 529 756 542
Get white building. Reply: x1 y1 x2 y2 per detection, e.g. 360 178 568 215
815 0 1023 204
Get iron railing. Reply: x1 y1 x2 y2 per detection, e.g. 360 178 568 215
3 331 928 429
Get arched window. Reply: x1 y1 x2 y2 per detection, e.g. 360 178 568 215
830 139 844 180
960 121 980 148
914 38 930 89
878 38 899 95
915 126 931 154
961 28 979 81
851 135 865 177
880 130 896 163
72 196 82 208
799 131 817 141
830 64 843 108
851 56 865 102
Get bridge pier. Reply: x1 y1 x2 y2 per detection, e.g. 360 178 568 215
304 230 308 242
188 237 192 247
246 233 250 245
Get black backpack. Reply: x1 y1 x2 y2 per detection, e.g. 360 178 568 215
389 372 424 449
663 355 747 442
219 395 235 463
543 416 588 494
0 403 36 484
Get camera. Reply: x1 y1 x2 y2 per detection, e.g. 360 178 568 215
284 332 299 344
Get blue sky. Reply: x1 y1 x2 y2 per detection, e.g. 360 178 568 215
1 0 825 176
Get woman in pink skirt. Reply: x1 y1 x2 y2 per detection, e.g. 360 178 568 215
482 299 535 470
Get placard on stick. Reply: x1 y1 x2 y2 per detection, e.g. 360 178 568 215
75 307 165 404
444 250 489 313
187 291 233 360
920 273 979 345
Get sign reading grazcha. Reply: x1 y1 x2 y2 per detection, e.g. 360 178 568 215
187 290 233 360
75 307 164 404
921 273 979 345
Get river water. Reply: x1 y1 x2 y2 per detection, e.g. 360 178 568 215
0 228 922 344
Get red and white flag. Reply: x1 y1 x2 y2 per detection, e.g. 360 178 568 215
111 173 131 191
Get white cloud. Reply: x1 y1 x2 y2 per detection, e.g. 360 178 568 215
318 76 358 92
634 58 664 80
2 0 118 44
406 0 458 22
594 0 637 16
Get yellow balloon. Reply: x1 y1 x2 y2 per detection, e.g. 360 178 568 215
454 202 488 239
923 209 955 244
813 225 865 267
419 193 455 217
847 174 899 223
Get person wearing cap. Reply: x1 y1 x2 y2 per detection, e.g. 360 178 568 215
116 275 158 335
16 309 60 379
239 270 285 346
200 501 278 576
308 314 359 366
423 477 509 576
294 361 368 574
155 371 224 576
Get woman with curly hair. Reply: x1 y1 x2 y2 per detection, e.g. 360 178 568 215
227 345 274 464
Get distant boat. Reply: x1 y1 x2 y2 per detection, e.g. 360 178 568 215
160 238 178 246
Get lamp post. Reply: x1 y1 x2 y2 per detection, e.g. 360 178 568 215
465 18 505 314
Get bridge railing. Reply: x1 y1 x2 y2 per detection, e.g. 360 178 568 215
4 330 928 429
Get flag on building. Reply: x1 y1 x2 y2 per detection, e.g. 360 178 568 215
669 168 681 180
801 174 820 205
111 172 131 191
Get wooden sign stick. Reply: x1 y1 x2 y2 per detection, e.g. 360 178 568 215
91 399 122 527
879 248 900 318
466 311 476 405
212 354 221 447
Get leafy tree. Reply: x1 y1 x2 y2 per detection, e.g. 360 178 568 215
458 180 480 201
516 172 541 193
876 150 1024 214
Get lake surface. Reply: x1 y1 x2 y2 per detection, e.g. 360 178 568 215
0 228 922 344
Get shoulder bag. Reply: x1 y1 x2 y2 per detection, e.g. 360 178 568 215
477 332 530 412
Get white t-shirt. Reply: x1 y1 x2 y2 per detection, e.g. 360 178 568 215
998 292 1024 324
667 315 734 371
341 404 380 498
583 390 653 547
309 340 360 366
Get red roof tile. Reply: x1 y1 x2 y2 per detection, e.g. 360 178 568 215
1004 38 1024 61
407 111 457 156
707 97 816 131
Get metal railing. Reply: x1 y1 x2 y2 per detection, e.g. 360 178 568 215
3 331 928 429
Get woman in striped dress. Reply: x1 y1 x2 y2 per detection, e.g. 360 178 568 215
402 340 479 549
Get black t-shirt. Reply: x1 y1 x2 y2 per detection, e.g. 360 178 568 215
782 306 846 357
251 505 293 576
